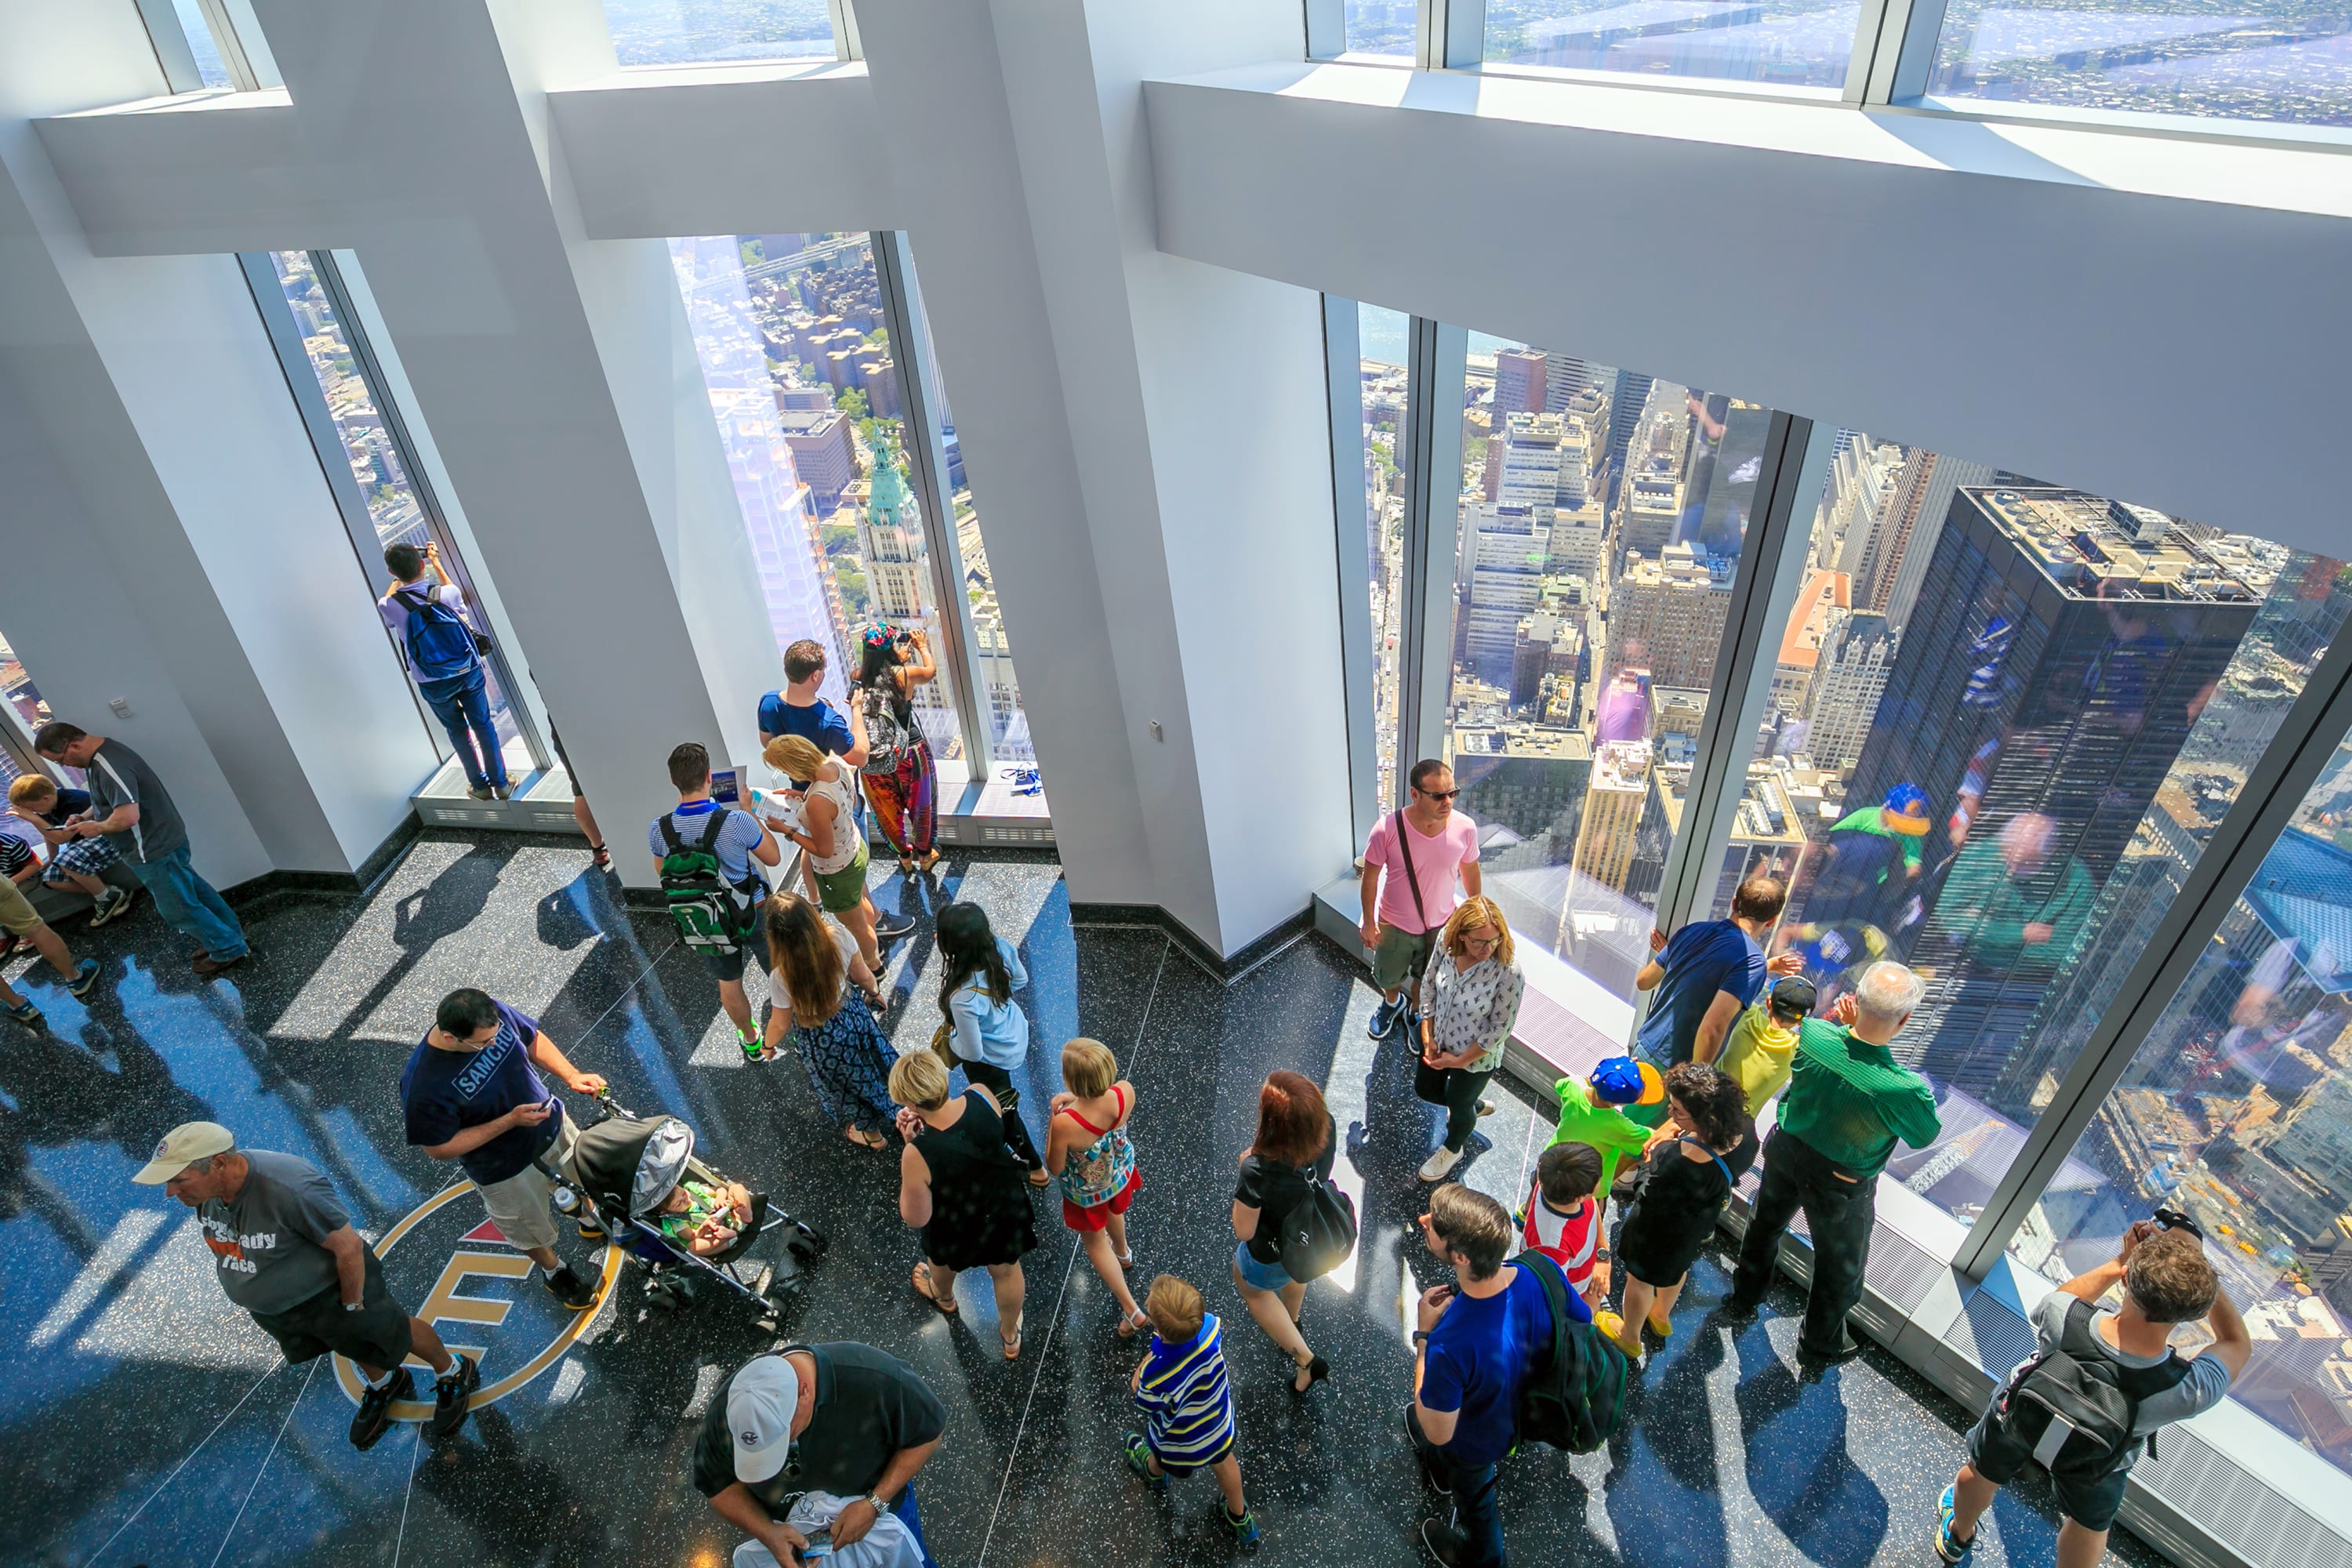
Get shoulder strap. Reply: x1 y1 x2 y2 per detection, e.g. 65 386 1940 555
657 815 688 856
696 805 732 850
1679 1135 1736 1190
1392 810 1432 933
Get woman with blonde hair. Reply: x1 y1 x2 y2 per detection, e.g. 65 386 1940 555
762 734 903 975
891 1049 1038 1359
1412 895 1526 1182
761 890 896 1150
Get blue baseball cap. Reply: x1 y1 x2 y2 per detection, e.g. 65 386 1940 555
1590 1055 1665 1107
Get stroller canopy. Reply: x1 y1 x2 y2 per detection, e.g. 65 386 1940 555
571 1111 695 1221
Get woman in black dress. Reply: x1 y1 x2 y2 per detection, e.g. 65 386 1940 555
891 1049 1039 1359
1607 1061 1758 1362
1230 1069 1338 1393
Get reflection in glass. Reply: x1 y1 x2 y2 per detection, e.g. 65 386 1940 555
1482 0 1861 89
2016 715 2352 1479
1442 333 1767 999
265 252 529 775
598 0 837 65
1928 0 2352 128
1719 434 2350 1232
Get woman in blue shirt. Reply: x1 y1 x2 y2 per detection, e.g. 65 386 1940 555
938 902 1049 1184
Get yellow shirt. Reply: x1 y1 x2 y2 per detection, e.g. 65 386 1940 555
1715 1002 1799 1116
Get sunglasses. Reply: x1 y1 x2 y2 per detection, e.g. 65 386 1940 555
1417 787 1461 800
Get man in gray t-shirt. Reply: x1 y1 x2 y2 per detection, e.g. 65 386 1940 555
35 723 249 975
136 1122 478 1449
1938 1221 2250 1566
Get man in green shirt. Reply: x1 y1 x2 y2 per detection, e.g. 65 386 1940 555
1726 960 1940 1363
1931 812 2095 975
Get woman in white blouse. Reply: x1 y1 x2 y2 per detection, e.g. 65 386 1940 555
1413 896 1526 1182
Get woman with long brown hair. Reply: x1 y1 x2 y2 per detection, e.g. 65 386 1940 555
760 891 895 1150
1231 1069 1337 1393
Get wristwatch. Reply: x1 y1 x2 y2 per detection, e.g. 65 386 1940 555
1410 1328 1431 1348
343 1301 362 1313
863 1492 888 1515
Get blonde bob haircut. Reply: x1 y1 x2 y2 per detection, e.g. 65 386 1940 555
1061 1038 1119 1099
888 1047 952 1111
1440 895 1513 967
764 734 828 782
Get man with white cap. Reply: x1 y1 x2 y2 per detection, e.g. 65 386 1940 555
136 1121 478 1449
692 1344 948 1568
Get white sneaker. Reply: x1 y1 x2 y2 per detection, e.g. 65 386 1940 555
1417 1146 1463 1182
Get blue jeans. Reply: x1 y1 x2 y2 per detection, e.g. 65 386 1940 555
419 666 507 790
1409 1405 1504 1566
128 845 247 960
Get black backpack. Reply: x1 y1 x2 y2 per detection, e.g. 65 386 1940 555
657 809 761 953
1515 1249 1631 1454
1994 1298 2192 1479
1275 1175 1359 1283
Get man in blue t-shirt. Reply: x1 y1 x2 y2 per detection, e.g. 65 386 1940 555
1632 876 1798 1102
652 741 780 1057
1407 1184 1584 1568
400 987 608 1309
759 639 869 767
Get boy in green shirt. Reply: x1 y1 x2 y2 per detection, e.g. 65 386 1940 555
1549 1057 1663 1196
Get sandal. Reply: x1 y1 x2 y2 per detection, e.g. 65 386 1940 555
912 1265 957 1314
846 1127 891 1151
1026 1167 1052 1189
1113 1250 1135 1269
897 856 917 879
1117 1308 1151 1338
1001 1316 1023 1360
588 842 612 871
919 848 943 875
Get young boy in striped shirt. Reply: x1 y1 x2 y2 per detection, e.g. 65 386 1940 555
1126 1273 1261 1552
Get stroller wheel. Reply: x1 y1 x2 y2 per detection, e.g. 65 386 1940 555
787 1237 819 1264
646 1273 695 1312
793 1221 829 1255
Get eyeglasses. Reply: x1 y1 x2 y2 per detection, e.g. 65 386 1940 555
1417 787 1460 800
1460 933 1499 951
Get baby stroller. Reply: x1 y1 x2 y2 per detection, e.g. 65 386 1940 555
551 1094 826 1324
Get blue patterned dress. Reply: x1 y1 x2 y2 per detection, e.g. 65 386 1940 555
790 988 896 1135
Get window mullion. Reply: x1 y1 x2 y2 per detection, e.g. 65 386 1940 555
1950 624 2352 1278
829 0 863 62
1305 0 1346 60
193 0 263 91
1648 414 1833 945
1417 0 1487 70
872 230 993 777
1399 319 1466 780
132 0 206 93
1860 0 1952 104
1323 298 1379 850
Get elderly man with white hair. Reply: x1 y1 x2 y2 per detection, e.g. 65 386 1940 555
1725 960 1941 1363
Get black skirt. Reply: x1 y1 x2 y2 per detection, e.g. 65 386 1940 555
918 1091 1040 1272
1614 1124 1759 1286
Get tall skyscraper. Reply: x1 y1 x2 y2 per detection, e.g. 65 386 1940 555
1494 348 1548 416
1835 485 2261 1096
1870 452 1997 634
1497 412 1566 512
1610 542 1731 688
1607 371 1655 492
1800 608 1896 769
1544 355 1592 413
1571 739 1651 895
1460 504 1550 673
858 441 926 626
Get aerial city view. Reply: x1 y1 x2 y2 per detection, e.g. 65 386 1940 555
667 231 1033 766
1348 0 2352 124
1358 307 2352 1474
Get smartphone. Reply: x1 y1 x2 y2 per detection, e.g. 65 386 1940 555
800 1529 833 1563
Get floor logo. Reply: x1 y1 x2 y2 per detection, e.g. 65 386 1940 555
332 1180 620 1420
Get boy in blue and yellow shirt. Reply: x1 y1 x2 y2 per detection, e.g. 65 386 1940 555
1125 1273 1260 1551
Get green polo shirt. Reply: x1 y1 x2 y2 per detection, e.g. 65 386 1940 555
1548 1076 1654 1193
1775 1019 1941 1179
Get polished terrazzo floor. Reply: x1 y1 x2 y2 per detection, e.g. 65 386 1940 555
2 831 2166 1568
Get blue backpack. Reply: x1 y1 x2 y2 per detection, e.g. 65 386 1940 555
394 586 480 684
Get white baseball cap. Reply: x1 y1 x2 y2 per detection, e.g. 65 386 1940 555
728 1355 801 1484
132 1122 237 1185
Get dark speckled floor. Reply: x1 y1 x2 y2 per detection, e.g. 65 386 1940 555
2 831 2165 1568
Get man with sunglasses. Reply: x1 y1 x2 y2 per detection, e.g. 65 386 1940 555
1360 760 1482 1040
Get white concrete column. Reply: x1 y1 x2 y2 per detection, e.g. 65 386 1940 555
242 0 784 884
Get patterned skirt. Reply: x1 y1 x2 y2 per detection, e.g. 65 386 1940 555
792 990 897 1134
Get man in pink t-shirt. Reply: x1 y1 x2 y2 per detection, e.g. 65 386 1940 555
1359 758 1482 1040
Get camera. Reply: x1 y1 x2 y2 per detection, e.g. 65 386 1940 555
2150 1205 2205 1240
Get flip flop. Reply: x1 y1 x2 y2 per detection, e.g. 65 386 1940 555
1002 1316 1023 1359
912 1265 957 1314
846 1127 891 1151
1117 1308 1151 1338
1026 1167 1052 1188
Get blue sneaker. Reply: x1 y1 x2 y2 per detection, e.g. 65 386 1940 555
1226 1505 1262 1553
1122 1432 1169 1491
1367 995 1404 1039
5 998 41 1028
67 958 101 999
1934 1485 1975 1565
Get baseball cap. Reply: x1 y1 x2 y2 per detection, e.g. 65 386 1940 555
728 1355 801 1484
132 1121 236 1184
1589 1056 1665 1108
1766 974 1817 1018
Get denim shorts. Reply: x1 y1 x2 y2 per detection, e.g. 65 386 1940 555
1233 1239 1295 1291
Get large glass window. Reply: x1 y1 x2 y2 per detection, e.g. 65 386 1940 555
167 0 233 87
1723 436 2350 1231
1359 306 1411 809
1926 0 2352 128
669 232 1036 776
1481 0 1861 90
260 251 535 779
1444 333 1776 998
598 0 840 66
1345 0 1421 54
2012 714 2352 1479
0 630 54 788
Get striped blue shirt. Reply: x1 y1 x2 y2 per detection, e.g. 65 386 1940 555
1134 1312 1236 1467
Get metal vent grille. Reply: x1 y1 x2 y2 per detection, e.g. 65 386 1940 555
2135 1431 2352 1568
1949 1288 2038 1376
1861 1225 1944 1314
980 825 1054 845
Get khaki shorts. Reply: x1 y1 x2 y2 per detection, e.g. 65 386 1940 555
1372 921 1435 993
475 1112 580 1254
0 875 45 938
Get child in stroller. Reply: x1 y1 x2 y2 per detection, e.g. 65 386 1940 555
554 1094 826 1316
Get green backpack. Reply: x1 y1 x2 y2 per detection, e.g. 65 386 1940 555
657 809 760 953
